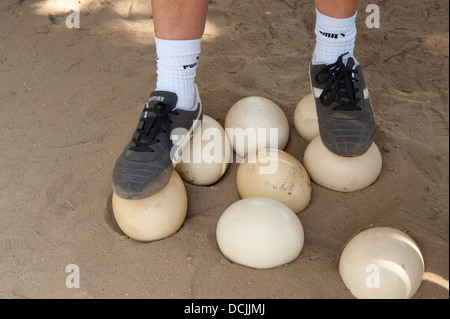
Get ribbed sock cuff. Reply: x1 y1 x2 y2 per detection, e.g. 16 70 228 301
155 37 202 109
312 9 358 65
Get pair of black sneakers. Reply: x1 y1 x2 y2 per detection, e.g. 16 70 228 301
112 54 375 199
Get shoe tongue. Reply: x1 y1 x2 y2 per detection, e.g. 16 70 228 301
346 57 355 70
149 91 178 109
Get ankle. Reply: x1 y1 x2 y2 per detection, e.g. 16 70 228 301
312 9 358 65
155 37 202 109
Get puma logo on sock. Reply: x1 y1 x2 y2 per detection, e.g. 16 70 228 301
319 30 346 39
182 56 199 70
183 62 198 70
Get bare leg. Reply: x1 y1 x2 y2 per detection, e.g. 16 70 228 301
314 0 358 18
151 0 209 40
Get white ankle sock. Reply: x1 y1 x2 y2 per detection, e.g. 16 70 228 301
155 37 202 110
312 9 358 66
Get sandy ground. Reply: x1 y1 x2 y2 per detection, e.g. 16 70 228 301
0 0 448 300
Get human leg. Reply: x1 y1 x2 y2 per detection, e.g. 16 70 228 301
153 0 209 109
315 0 358 19
313 0 358 65
309 0 376 157
112 0 209 199
152 0 209 40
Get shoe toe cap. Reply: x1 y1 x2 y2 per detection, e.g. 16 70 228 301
112 163 173 199
320 124 375 157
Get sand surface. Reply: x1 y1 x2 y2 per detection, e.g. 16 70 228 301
0 0 448 299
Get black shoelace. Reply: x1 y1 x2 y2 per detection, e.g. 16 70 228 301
315 53 361 111
130 102 179 152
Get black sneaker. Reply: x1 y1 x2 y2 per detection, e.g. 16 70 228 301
309 53 375 157
112 86 203 199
